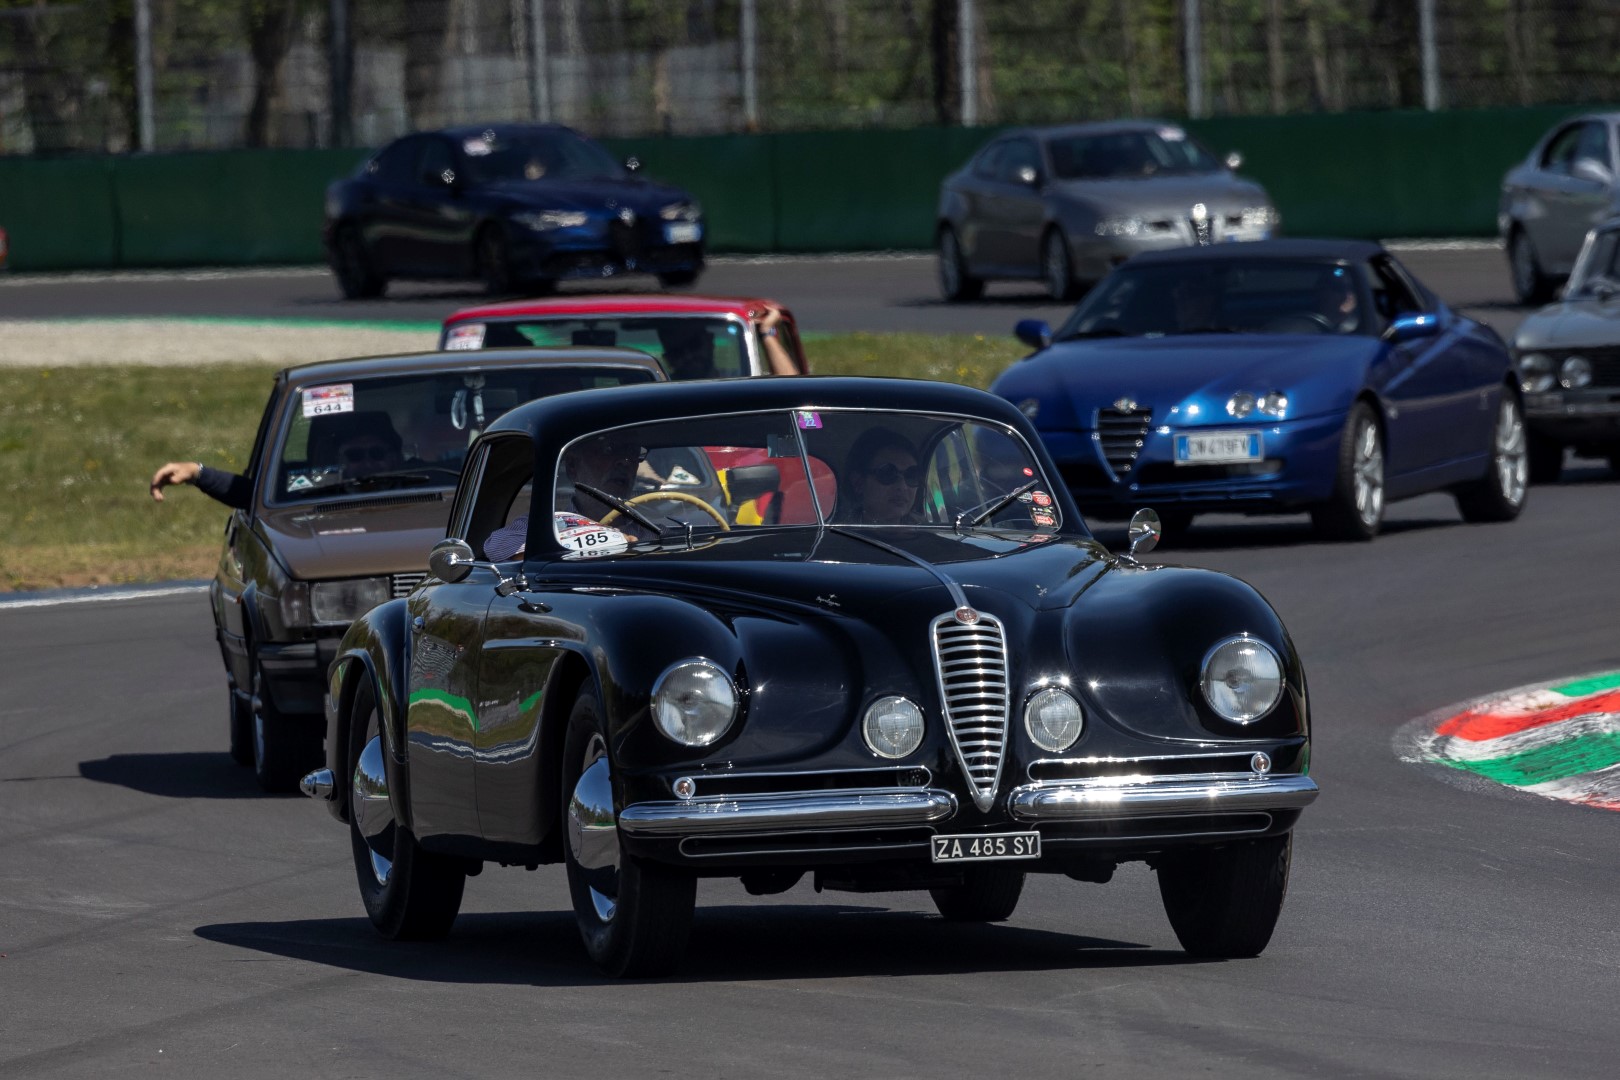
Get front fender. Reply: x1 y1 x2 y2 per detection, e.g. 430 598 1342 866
325 597 414 828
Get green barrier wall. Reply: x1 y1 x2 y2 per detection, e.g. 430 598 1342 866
0 105 1603 272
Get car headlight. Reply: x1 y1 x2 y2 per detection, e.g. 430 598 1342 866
660 201 701 222
1226 391 1256 418
652 659 738 747
1024 686 1084 753
1201 636 1284 724
1258 391 1288 418
513 210 588 231
1518 352 1556 393
862 695 925 759
1095 215 1144 237
1240 206 1278 229
1561 355 1593 389
310 577 391 625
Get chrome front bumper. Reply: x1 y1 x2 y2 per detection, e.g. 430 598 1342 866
1008 772 1319 820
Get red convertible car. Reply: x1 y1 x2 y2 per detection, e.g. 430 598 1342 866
438 294 808 380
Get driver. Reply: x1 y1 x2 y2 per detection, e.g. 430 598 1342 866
1314 268 1360 333
483 433 645 560
1170 275 1221 332
657 322 719 380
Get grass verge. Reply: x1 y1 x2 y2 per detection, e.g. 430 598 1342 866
0 332 1022 590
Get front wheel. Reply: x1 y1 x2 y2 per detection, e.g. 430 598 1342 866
333 224 386 299
227 685 253 767
251 661 322 793
1157 833 1292 958
1042 229 1080 302
563 686 695 978
1312 402 1384 542
477 226 515 295
658 269 701 288
1456 393 1528 522
929 867 1025 922
1508 229 1556 306
938 226 984 302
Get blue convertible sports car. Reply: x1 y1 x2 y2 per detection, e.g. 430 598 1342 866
991 240 1529 540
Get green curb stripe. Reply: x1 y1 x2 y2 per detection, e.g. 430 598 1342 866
1437 731 1620 787
407 687 479 732
1553 673 1620 698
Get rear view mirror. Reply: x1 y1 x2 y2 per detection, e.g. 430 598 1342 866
429 538 476 583
1127 508 1161 558
1016 165 1039 186
1014 319 1053 351
1572 157 1613 186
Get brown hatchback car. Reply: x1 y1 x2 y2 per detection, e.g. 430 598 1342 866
212 347 665 791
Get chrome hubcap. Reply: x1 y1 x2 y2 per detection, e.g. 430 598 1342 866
352 711 395 887
940 233 960 294
1045 237 1066 296
568 733 620 922
1353 419 1384 526
1496 398 1528 506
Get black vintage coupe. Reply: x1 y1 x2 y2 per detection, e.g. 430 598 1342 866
302 376 1318 976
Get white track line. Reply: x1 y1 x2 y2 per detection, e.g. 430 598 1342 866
0 584 209 610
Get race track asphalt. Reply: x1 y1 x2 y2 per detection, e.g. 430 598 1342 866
3 248 1619 1078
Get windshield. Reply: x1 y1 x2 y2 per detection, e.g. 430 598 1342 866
1565 227 1620 298
1048 127 1223 180
1058 259 1372 339
272 367 655 505
544 409 1060 555
458 130 625 184
467 316 751 380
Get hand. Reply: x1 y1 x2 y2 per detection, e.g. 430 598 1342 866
150 461 200 502
755 305 783 334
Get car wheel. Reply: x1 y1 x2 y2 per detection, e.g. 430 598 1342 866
1456 393 1528 522
333 224 386 300
563 685 696 978
251 661 322 793
477 225 515 295
347 680 466 940
658 269 701 288
1609 449 1620 477
228 684 254 767
1042 229 1080 302
1528 431 1564 484
1311 402 1384 542
938 226 984 303
1509 229 1556 306
929 866 1025 922
1157 833 1291 959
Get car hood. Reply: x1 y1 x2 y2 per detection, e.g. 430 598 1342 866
1047 174 1269 216
992 334 1375 426
257 496 453 580
481 177 690 214
1513 298 1620 349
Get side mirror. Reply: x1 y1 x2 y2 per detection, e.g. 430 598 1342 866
624 155 642 173
1383 313 1441 344
1127 508 1161 558
1572 157 1613 186
1225 151 1243 171
1016 165 1040 186
1014 319 1053 351
429 537 477 583
1593 279 1619 301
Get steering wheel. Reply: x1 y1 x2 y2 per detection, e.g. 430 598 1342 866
600 490 730 531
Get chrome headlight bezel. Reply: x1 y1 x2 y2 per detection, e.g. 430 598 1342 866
862 695 925 759
1023 685 1084 753
1226 391 1257 418
1258 391 1288 418
651 658 738 747
309 577 390 626
1560 355 1593 389
1200 635 1285 724
513 209 589 231
1517 352 1556 393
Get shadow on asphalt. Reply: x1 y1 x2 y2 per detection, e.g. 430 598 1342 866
195 905 1185 984
78 752 285 799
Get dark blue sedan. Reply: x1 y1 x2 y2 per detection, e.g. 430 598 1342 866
324 124 704 299
991 240 1528 540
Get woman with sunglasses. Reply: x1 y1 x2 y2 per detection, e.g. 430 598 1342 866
841 428 925 525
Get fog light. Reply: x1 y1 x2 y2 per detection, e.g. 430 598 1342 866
1250 752 1272 775
672 776 697 799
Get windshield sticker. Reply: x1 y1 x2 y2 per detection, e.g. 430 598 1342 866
1030 490 1053 507
302 383 354 418
1022 466 1035 477
554 512 628 556
444 323 485 351
1158 125 1186 141
665 464 701 486
287 473 315 492
795 410 822 430
1031 510 1056 527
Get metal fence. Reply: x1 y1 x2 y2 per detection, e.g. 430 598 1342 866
4 0 1620 156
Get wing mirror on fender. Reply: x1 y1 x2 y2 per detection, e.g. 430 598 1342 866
1014 319 1053 351
1127 508 1161 560
624 155 642 172
1383 313 1441 344
429 538 477 583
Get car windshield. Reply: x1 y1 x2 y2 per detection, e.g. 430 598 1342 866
1057 259 1373 339
546 408 1059 555
465 316 751 380
1047 128 1223 180
1565 227 1620 298
272 367 655 504
458 130 625 184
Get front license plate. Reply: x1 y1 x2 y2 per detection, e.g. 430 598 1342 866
930 832 1041 863
1175 430 1262 465
664 222 702 244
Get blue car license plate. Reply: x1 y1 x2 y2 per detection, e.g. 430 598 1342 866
930 832 1041 863
1175 430 1262 465
664 222 702 244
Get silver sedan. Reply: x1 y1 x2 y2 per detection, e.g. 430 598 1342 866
936 120 1277 302
1500 112 1620 305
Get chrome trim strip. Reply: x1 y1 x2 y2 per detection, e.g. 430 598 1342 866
1008 772 1318 821
617 787 957 836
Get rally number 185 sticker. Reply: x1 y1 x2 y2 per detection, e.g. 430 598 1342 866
554 512 627 558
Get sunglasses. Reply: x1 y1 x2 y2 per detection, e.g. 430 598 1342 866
868 463 923 487
341 444 394 463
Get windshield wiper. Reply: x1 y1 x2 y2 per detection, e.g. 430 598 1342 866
575 482 664 535
1167 325 1244 335
958 480 1041 531
1058 327 1129 341
338 466 461 492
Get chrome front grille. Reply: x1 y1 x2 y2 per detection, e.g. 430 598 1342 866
930 612 1010 812
391 572 427 598
1097 406 1153 477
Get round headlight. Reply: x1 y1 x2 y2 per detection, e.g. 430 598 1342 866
863 696 924 759
1518 352 1555 393
1560 355 1593 389
1200 637 1284 724
1226 391 1256 418
1024 686 1084 752
1258 391 1288 418
652 659 737 747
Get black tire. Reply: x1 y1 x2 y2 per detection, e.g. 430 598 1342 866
228 684 253 767
1042 228 1080 302
333 224 386 299
1456 392 1528 523
563 686 695 978
348 680 466 940
477 225 515 295
1509 229 1557 306
658 269 701 288
1609 449 1620 478
929 867 1025 922
1157 833 1292 959
1311 401 1384 542
938 226 984 302
1528 431 1564 484
251 661 323 793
